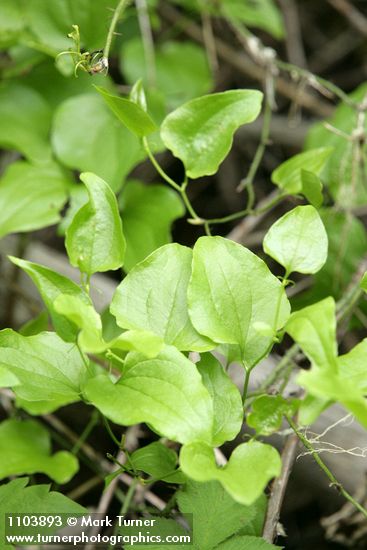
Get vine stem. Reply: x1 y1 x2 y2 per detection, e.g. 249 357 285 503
288 417 367 519
103 0 132 60
142 137 211 235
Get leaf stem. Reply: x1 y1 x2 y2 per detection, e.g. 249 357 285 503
104 0 132 60
71 410 99 455
242 364 252 404
288 417 367 519
103 415 123 447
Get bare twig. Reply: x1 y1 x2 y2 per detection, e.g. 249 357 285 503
159 3 333 117
327 0 367 37
85 452 124 550
200 5 218 74
263 433 299 542
136 0 157 87
278 0 307 68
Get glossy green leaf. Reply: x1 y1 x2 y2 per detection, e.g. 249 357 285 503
221 0 284 39
52 93 143 192
247 395 299 435
0 419 78 483
305 83 367 206
161 90 263 179
271 147 332 195
85 346 214 444
130 442 185 483
0 478 85 550
287 300 367 427
338 339 367 392
0 0 24 48
95 86 157 137
216 536 282 550
286 297 337 367
54 294 163 357
188 237 290 366
197 354 243 445
263 205 328 275
301 170 323 208
20 310 49 336
111 244 213 351
9 257 91 342
180 441 281 505
119 180 184 271
298 366 367 429
66 172 125 275
0 83 52 162
298 394 331 427
0 330 88 412
0 161 68 239
121 39 213 109
177 481 267 549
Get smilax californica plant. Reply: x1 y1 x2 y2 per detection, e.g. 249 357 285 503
0 0 367 548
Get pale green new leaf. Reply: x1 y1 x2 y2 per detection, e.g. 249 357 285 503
197 354 243 445
188 237 290 366
271 148 333 194
52 94 143 192
0 478 85 550
130 442 185 483
85 346 213 444
0 330 88 412
263 205 328 275
9 257 91 342
285 297 337 367
119 180 184 271
0 83 51 162
111 244 213 351
66 172 125 275
338 339 367 392
54 294 163 357
95 86 157 137
0 161 68 239
177 481 267 549
180 441 281 505
0 419 78 483
298 367 367 428
161 90 263 179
